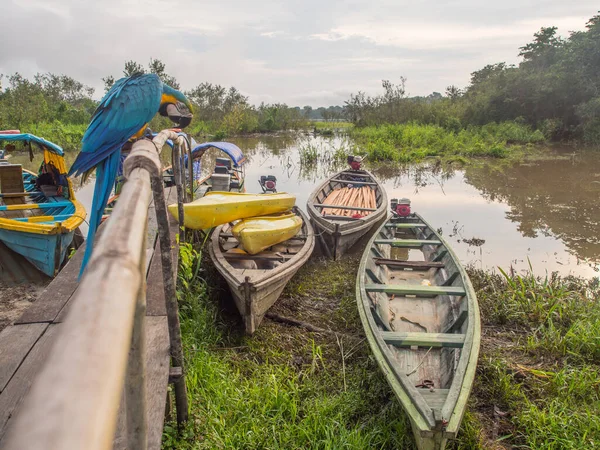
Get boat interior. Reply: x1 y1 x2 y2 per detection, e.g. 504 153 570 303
216 208 309 274
0 162 73 222
313 170 383 222
363 216 470 412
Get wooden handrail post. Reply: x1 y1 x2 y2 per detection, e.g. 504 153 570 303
171 141 186 243
148 133 190 426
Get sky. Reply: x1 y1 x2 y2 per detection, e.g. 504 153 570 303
0 0 598 107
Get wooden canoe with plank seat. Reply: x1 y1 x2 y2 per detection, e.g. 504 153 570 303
307 169 388 259
356 212 480 450
209 206 315 334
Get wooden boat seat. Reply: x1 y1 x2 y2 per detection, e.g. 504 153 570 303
0 164 26 205
373 258 444 270
385 223 428 228
381 331 465 348
374 239 443 248
419 389 449 410
365 284 466 297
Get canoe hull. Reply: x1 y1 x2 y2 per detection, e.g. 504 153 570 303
210 207 315 334
307 169 388 259
356 213 480 449
0 228 74 277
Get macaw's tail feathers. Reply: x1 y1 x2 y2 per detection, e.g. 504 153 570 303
79 150 122 278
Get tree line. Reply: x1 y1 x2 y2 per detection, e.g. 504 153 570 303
344 13 600 143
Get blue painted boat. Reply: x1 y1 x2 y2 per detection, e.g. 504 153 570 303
0 132 86 277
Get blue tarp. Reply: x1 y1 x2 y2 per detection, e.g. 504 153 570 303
191 141 246 167
0 133 64 155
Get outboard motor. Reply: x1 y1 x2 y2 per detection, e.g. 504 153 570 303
259 175 277 193
391 198 411 217
347 155 364 171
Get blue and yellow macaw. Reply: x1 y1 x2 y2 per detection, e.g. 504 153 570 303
69 72 193 276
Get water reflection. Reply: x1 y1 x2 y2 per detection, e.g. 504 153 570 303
6 134 599 277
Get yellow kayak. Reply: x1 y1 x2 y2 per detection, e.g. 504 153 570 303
168 191 296 230
232 212 303 255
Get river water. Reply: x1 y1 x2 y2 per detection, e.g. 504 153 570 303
8 133 600 278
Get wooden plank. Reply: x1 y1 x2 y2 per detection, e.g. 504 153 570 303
113 316 170 450
15 239 86 324
419 389 449 410
313 203 376 212
146 238 167 317
374 239 442 248
330 178 377 186
385 223 428 228
0 323 48 393
442 272 460 287
321 215 360 221
0 324 60 441
373 258 444 269
381 331 464 348
365 284 466 297
444 310 468 334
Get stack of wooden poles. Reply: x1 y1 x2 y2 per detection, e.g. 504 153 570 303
322 186 376 217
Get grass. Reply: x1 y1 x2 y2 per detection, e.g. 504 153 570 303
164 242 600 449
351 122 545 163
313 121 354 130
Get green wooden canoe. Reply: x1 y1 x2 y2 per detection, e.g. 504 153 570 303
356 212 480 450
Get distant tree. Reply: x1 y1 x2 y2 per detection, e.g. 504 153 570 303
148 58 180 90
103 59 180 93
303 105 313 118
445 85 462 100
102 75 115 92
123 60 145 77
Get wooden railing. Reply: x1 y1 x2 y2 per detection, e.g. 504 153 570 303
4 130 190 450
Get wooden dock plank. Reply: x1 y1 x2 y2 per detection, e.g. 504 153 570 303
365 284 466 296
381 331 465 348
14 242 84 325
112 316 170 450
0 324 60 441
0 323 48 393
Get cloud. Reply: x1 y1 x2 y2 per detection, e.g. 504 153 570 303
0 0 598 106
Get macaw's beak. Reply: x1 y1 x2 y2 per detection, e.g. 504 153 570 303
160 103 193 129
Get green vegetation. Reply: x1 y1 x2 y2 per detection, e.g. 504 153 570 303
352 122 545 162
469 268 600 449
0 73 93 149
165 242 600 449
345 13 600 145
0 60 307 147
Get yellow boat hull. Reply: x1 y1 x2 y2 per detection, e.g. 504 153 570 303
168 192 296 230
232 212 303 255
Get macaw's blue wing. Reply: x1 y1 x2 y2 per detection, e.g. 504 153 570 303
69 74 163 178
70 73 164 277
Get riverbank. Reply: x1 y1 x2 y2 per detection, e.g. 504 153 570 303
163 243 600 449
350 122 546 163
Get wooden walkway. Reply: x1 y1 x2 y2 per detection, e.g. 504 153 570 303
0 186 179 449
